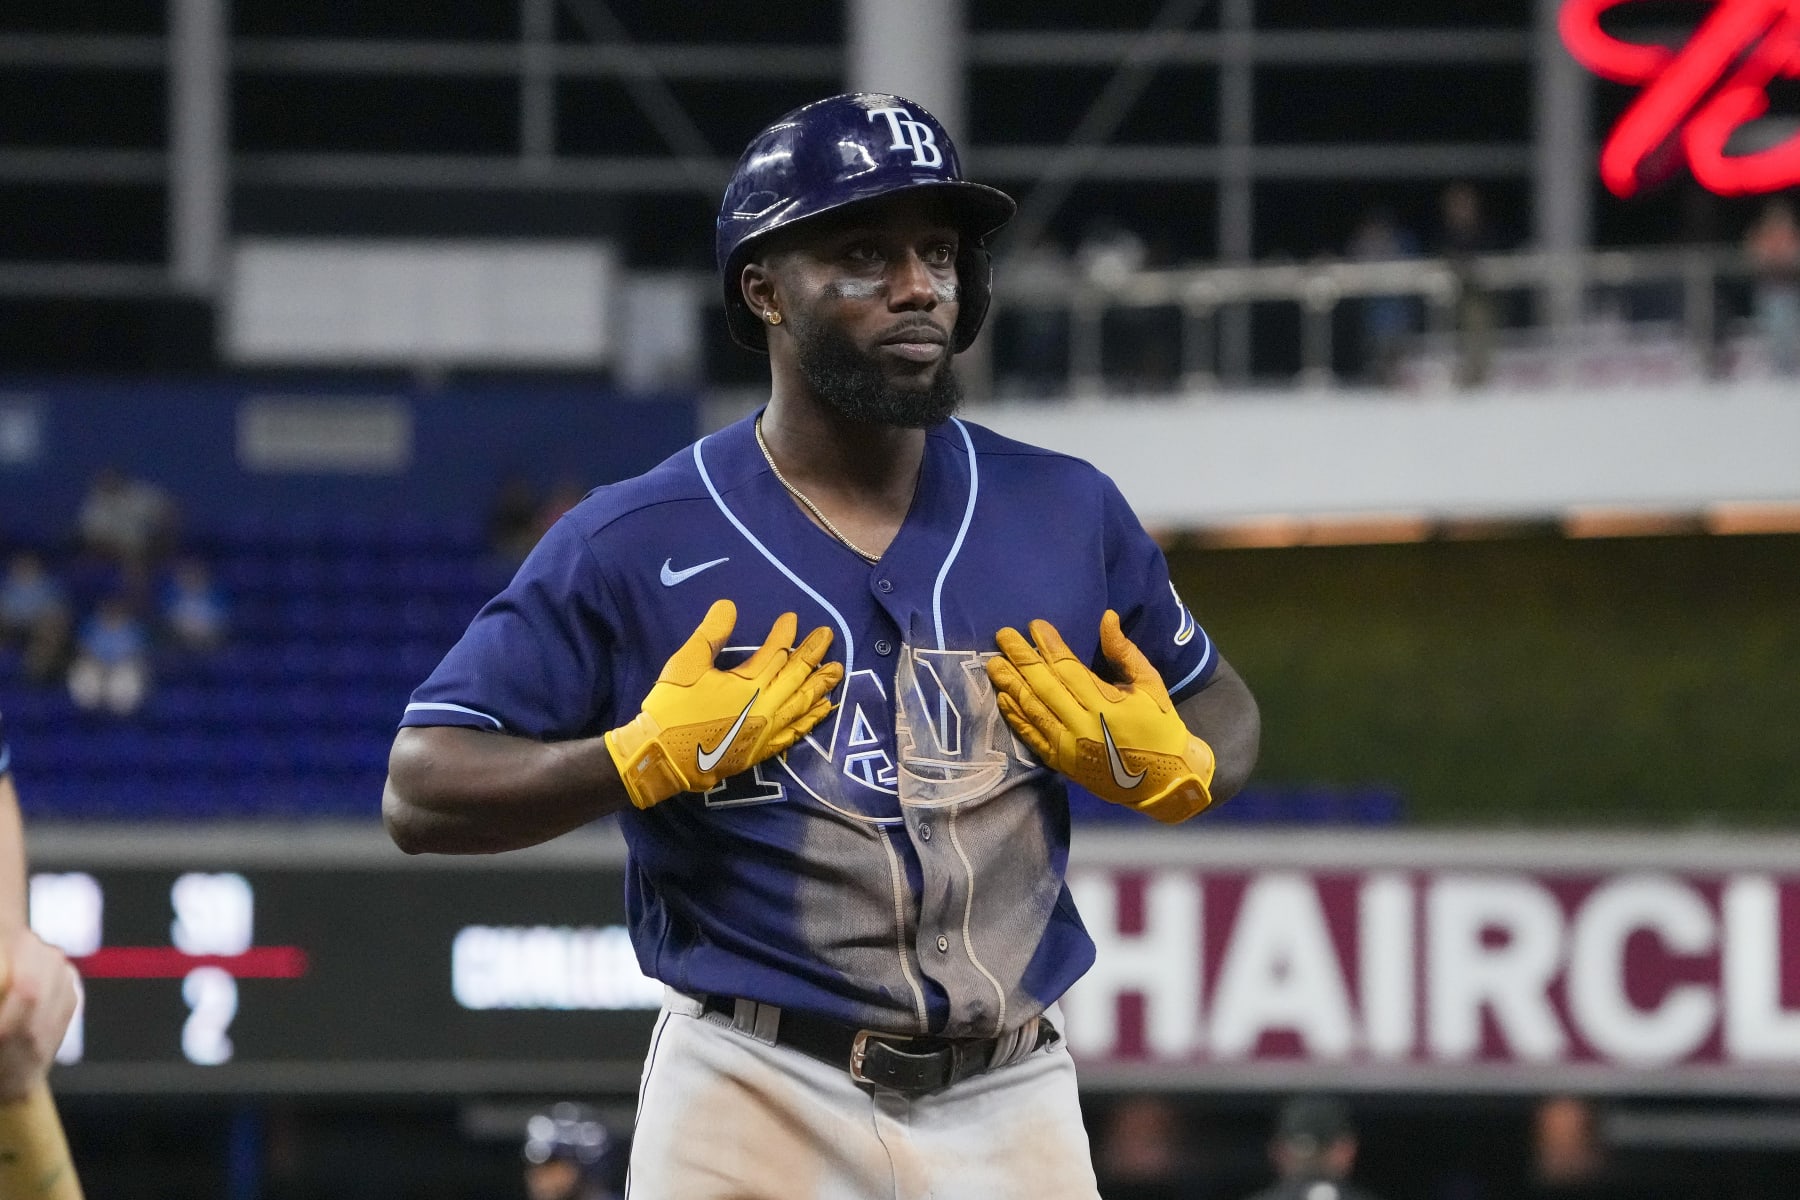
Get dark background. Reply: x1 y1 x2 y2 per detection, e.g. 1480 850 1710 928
0 0 1784 373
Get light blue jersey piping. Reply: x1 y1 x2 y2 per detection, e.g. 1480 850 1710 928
403 701 503 729
931 418 980 652
692 437 858 680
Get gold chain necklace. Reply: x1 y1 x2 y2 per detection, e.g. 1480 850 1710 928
754 416 881 563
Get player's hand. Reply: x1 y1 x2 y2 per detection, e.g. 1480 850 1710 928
0 928 80 1102
986 610 1215 824
605 599 842 810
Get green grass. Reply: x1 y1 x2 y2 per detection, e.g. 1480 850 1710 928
1169 533 1800 827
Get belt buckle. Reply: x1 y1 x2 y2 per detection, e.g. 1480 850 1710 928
849 1029 872 1084
848 1027 911 1086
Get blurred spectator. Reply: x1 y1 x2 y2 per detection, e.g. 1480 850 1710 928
1437 183 1501 388
1078 217 1149 286
0 551 72 683
1095 1094 1190 1200
77 466 176 590
68 595 150 715
161 557 228 652
1077 218 1178 393
1346 207 1422 386
997 240 1075 399
487 474 543 566
1243 1095 1384 1200
1524 1096 1648 1200
1745 197 1800 377
522 1102 625 1200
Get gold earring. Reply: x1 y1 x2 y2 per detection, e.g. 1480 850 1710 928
765 310 782 326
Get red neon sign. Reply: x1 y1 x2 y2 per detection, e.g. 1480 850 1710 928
1561 0 1800 196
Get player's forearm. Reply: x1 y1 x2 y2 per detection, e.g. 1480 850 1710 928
1177 658 1261 805
383 725 628 855
0 780 28 938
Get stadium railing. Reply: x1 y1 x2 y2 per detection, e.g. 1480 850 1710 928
983 243 1763 395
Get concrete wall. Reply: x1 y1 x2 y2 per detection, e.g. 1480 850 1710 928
968 382 1800 529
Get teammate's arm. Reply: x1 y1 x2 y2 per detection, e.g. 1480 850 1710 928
1173 655 1259 804
386 599 841 855
0 735 83 1102
0 764 84 1200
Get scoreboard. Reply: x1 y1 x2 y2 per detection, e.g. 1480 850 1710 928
29 823 1800 1099
28 824 659 1097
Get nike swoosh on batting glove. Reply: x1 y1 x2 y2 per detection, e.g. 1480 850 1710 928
985 609 1215 824
605 598 843 810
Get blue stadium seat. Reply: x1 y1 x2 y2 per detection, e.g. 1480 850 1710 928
329 556 389 594
216 555 281 593
6 505 547 819
209 512 280 554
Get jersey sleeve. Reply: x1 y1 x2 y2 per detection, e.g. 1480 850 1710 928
1098 474 1217 703
400 517 619 740
0 711 9 777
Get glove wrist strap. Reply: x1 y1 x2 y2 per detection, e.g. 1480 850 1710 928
605 714 685 811
1133 736 1218 825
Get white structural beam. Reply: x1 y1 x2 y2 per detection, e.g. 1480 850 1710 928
168 0 230 294
1534 0 1594 329
1217 0 1256 383
519 0 557 169
847 0 967 141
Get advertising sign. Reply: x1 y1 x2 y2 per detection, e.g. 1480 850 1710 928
1063 830 1800 1094
1562 0 1800 196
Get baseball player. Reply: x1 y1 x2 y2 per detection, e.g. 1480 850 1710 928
1242 1096 1387 1200
385 92 1260 1199
522 1102 626 1200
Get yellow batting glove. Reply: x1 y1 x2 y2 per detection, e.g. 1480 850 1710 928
986 609 1215 824
605 599 842 810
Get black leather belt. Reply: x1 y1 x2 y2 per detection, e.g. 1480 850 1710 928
700 995 1054 1096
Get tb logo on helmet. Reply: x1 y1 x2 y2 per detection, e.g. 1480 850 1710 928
868 107 944 169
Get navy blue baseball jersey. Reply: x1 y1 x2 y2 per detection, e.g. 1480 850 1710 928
402 411 1216 1037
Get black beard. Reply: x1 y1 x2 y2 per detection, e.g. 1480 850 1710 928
789 310 963 429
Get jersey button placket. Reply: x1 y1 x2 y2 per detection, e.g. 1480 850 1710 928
918 822 932 842
874 639 893 656
875 577 894 593
936 934 949 953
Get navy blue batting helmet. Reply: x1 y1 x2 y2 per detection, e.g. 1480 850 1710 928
716 92 1017 353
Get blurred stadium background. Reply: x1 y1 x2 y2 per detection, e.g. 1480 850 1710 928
4 0 1799 1197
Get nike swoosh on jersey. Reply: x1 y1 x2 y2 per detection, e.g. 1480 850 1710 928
1099 714 1147 790
696 690 758 773
660 556 729 587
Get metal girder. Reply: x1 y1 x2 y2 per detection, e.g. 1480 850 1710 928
1001 0 1216 255
0 263 173 297
232 152 732 192
969 28 1530 66
0 148 166 184
0 144 1529 191
229 38 839 79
